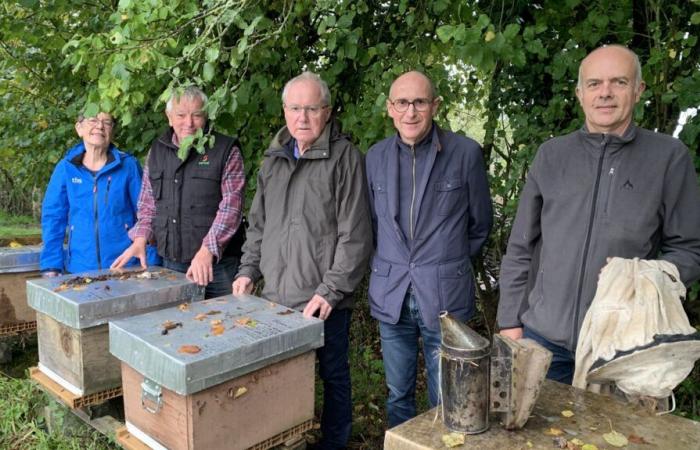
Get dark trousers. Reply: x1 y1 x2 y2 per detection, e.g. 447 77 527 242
523 327 575 385
162 255 239 299
316 308 352 449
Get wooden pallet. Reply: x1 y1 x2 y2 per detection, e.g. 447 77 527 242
0 320 37 337
30 366 122 409
116 419 314 450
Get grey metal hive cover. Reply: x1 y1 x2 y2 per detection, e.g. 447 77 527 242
0 245 42 273
109 293 325 395
26 267 200 329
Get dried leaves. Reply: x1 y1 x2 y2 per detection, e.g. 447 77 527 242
561 409 575 418
52 269 166 292
544 427 565 436
161 320 182 335
210 320 225 336
441 432 465 447
602 430 628 448
178 345 201 354
178 303 190 312
194 310 222 321
235 316 257 327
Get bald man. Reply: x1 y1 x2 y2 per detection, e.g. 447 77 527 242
365 71 493 427
498 45 700 384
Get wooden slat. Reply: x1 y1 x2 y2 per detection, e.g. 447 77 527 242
115 420 315 450
30 366 122 409
116 427 153 450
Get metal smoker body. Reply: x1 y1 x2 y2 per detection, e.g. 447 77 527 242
439 313 553 433
439 312 491 434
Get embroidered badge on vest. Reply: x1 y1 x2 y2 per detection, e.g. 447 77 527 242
198 154 210 166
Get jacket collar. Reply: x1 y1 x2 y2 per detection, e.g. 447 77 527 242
266 120 341 160
67 141 119 171
579 123 637 155
391 123 443 155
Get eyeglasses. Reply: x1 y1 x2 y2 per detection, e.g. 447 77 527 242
284 104 329 117
388 98 434 113
83 118 115 128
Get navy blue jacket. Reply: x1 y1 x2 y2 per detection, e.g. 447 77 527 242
41 142 159 273
366 125 493 331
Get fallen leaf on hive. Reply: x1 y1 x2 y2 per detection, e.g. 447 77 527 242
72 286 86 291
235 317 257 327
137 271 155 279
178 345 201 354
570 438 584 446
161 321 183 335
178 303 190 312
581 445 598 450
211 322 225 335
277 309 294 315
234 386 247 398
84 278 93 283
9 241 22 248
544 427 564 436
603 430 628 447
627 434 649 444
441 432 465 447
194 313 207 321
561 410 575 417
54 284 69 292
167 275 178 281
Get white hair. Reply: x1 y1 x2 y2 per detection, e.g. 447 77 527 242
166 86 208 112
282 71 331 106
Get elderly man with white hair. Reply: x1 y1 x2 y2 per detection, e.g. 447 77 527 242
113 86 246 299
233 72 372 449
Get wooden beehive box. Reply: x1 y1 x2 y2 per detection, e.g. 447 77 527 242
110 294 324 450
27 267 201 397
0 245 41 335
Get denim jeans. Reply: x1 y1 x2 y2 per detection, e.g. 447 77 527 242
162 255 239 299
523 327 575 385
379 289 441 428
316 308 352 449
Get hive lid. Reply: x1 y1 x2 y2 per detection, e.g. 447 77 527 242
109 293 324 395
0 245 42 273
27 267 200 328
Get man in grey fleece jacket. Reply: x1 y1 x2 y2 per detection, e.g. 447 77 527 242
498 45 700 384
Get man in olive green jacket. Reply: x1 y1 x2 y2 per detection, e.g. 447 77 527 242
233 72 372 449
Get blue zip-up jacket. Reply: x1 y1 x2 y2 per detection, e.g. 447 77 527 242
366 125 493 331
40 142 158 273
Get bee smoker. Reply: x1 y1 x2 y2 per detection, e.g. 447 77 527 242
439 311 491 434
439 312 553 433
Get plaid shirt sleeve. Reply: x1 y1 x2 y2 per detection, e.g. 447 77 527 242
128 163 156 242
202 145 245 260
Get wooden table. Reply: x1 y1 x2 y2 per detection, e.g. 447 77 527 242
385 380 700 449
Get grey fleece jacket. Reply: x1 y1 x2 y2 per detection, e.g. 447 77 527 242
498 125 700 351
236 120 372 311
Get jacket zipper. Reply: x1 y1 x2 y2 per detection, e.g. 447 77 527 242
572 136 608 348
409 145 416 241
104 176 111 205
92 175 102 269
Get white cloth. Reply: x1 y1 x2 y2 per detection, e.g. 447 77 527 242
573 257 700 397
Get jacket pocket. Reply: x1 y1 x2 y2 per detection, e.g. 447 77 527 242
435 178 462 216
438 258 472 312
149 170 164 200
368 257 391 311
370 182 388 217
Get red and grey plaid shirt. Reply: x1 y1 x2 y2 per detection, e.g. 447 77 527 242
129 140 245 261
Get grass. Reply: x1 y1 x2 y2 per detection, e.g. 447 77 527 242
0 210 41 242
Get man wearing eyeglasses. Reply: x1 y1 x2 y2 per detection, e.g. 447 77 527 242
112 86 246 299
365 71 493 427
232 72 372 449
